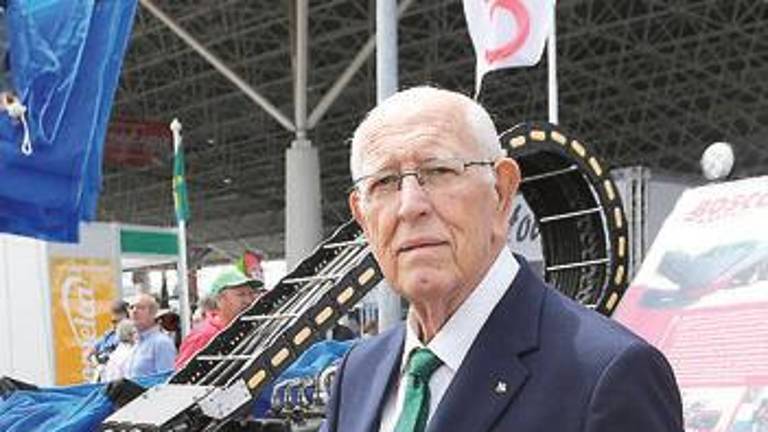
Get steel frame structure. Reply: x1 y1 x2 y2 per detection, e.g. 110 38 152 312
103 0 768 259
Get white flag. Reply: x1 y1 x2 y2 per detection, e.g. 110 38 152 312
463 0 557 96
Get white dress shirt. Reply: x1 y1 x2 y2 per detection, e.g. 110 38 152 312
379 247 519 432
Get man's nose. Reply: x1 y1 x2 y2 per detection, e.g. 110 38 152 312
397 174 431 219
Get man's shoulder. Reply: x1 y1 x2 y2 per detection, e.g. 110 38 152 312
189 319 221 338
539 286 655 363
143 327 176 347
511 260 647 354
94 329 117 349
344 324 404 365
179 323 218 350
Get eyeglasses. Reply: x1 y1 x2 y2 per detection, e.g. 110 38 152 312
352 158 494 203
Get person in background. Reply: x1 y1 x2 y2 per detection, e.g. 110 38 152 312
331 312 361 341
191 293 219 329
361 319 379 338
174 267 266 369
87 300 129 366
155 308 181 349
125 293 176 378
103 319 138 381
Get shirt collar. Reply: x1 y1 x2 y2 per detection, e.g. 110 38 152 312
138 325 159 340
400 247 519 373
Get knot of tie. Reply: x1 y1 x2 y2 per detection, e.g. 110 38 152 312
407 348 443 380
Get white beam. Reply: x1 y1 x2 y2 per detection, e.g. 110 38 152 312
307 0 416 128
140 0 295 132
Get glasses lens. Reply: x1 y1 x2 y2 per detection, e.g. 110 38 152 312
419 159 463 185
365 171 400 200
359 158 483 203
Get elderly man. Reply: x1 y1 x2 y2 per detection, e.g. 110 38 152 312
125 293 176 378
175 267 265 369
321 86 683 432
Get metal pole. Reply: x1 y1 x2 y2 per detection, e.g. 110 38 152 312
295 0 309 141
377 0 398 103
170 119 191 336
307 0 415 128
376 0 402 332
140 0 295 132
285 0 322 270
547 13 559 124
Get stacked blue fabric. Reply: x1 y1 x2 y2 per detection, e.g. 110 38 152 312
0 340 354 431
0 0 137 242
0 374 167 432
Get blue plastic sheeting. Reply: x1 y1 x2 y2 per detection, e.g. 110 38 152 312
0 373 168 432
254 339 354 416
0 0 137 242
274 339 353 383
0 340 354 431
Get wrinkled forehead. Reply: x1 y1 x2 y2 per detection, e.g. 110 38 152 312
355 104 477 169
130 295 154 308
222 284 255 295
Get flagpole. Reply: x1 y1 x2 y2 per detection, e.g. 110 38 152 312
375 0 403 333
171 118 191 336
547 9 559 125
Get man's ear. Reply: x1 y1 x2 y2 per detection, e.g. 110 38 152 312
493 157 521 220
349 190 368 234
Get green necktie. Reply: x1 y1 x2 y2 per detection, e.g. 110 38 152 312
394 348 444 432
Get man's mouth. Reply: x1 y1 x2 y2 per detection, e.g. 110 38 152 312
398 239 447 254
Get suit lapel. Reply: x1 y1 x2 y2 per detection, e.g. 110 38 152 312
426 258 546 432
343 324 405 432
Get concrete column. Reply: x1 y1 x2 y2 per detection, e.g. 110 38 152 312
285 141 323 270
285 0 322 270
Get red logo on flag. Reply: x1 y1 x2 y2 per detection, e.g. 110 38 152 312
484 0 531 64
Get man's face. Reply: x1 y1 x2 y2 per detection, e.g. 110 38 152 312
349 103 519 308
217 285 257 323
110 310 127 328
129 296 156 331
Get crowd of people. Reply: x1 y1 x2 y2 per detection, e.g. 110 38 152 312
88 265 267 382
88 263 378 383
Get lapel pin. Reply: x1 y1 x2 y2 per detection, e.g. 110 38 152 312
494 380 508 395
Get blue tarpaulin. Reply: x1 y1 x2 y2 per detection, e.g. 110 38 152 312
0 373 168 432
0 340 354 431
0 0 137 242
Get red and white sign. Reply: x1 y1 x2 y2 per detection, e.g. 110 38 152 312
463 0 556 93
614 176 768 432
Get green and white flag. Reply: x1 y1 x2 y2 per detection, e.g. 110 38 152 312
173 137 190 222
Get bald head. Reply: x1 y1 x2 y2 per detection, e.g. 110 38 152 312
346 86 521 342
350 86 503 179
129 293 159 331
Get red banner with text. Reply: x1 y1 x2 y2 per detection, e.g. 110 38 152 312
615 176 768 431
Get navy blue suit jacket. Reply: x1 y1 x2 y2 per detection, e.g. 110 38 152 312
322 257 683 432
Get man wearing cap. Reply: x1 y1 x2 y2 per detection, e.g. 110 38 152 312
174 267 266 369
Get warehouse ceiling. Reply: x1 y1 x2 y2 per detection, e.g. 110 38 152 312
102 0 768 262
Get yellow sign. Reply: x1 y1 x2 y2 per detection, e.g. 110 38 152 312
49 257 117 385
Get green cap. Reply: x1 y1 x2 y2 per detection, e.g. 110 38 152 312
209 267 264 296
